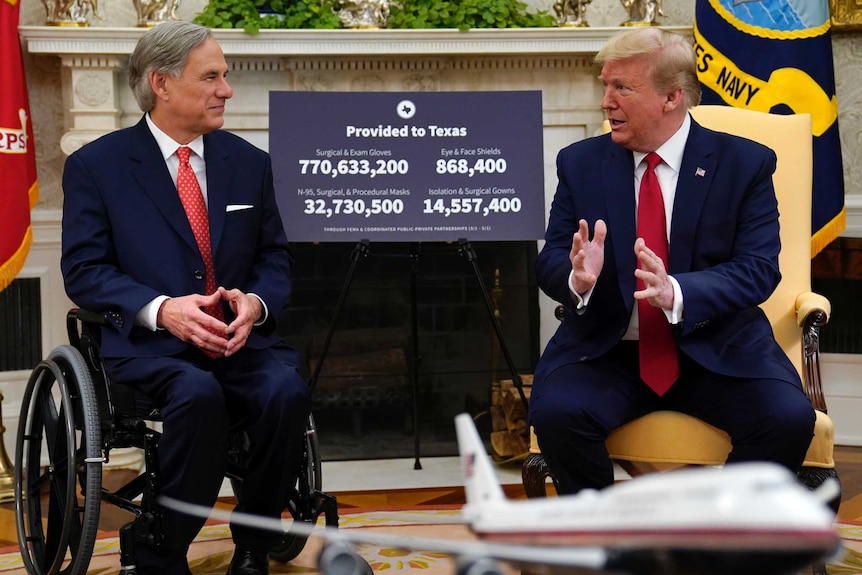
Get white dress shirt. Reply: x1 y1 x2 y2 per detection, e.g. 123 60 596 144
569 113 691 338
135 114 268 331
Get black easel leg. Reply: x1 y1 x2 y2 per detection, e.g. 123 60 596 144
457 238 528 412
309 239 370 391
410 243 422 470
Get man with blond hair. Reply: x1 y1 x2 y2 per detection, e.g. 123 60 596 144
529 28 814 495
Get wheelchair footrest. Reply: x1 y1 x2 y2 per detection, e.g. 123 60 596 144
119 511 163 571
318 491 340 527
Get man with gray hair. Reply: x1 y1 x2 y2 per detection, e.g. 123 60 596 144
61 21 308 575
529 27 815 495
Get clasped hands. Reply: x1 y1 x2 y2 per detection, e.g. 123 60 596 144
156 286 261 358
570 218 674 310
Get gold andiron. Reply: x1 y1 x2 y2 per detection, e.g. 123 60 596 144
0 391 14 503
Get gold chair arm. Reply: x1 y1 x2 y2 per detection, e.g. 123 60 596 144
796 292 831 327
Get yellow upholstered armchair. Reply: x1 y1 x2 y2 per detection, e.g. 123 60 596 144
522 105 839 511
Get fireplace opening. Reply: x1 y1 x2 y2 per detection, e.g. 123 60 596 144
0 278 42 372
278 241 540 461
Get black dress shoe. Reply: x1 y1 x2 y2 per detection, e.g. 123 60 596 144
226 548 269 575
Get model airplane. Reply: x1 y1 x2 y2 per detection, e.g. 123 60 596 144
161 413 842 575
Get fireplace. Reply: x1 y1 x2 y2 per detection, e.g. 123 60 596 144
278 240 540 461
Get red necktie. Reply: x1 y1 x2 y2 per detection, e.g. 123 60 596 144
177 147 225 353
637 152 679 395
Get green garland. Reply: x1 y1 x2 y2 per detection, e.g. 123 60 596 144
194 0 341 34
194 0 554 34
388 0 554 30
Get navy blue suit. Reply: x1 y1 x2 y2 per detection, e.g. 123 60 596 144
529 117 814 494
61 117 310 573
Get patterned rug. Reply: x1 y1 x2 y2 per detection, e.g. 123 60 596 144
2 509 861 574
829 522 862 574
0 508 481 575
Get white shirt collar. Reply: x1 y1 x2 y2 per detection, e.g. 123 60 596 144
632 112 691 172
145 113 205 162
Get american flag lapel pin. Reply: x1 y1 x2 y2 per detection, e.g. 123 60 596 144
695 167 706 177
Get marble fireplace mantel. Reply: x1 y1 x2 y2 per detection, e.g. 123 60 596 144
19 25 691 56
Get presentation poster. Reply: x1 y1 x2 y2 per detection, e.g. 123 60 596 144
269 91 545 242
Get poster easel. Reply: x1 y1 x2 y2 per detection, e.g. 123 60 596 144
307 238 528 470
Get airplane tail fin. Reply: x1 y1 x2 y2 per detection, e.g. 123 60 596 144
455 413 506 505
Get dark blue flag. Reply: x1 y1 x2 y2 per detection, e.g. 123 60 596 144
693 0 844 256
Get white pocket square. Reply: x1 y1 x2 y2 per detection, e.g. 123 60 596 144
226 204 254 212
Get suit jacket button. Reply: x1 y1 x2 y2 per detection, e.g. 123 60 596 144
579 355 590 361
194 270 205 280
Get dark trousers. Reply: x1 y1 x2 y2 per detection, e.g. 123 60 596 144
105 344 310 575
528 341 815 495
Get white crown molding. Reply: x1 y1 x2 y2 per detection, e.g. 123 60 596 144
18 25 693 57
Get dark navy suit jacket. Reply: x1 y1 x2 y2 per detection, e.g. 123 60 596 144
61 117 292 359
535 117 800 387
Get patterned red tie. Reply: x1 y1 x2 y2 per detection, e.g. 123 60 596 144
637 152 679 395
177 146 225 355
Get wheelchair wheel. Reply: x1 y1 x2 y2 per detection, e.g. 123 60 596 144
268 413 324 563
14 345 103 575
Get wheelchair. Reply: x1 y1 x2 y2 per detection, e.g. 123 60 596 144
13 308 339 575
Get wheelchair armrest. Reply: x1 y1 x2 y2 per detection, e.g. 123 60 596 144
72 308 111 326
66 308 108 349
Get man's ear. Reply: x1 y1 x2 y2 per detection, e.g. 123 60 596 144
663 87 684 112
150 71 168 99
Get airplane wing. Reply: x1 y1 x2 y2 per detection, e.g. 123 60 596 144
160 495 610 570
159 495 839 575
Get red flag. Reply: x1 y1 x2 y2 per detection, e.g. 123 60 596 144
0 0 38 293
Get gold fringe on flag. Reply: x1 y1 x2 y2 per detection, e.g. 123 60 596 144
811 208 846 259
0 226 33 293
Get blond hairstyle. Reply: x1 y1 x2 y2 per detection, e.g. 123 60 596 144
595 27 701 109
